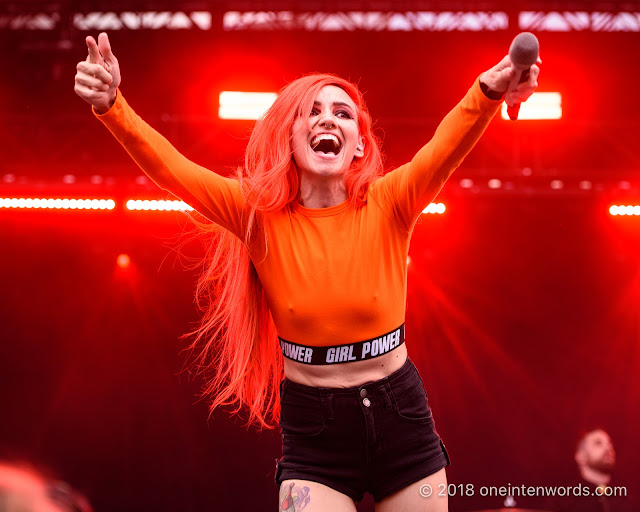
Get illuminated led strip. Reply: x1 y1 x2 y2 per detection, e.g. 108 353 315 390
3 11 639 32
519 12 640 32
422 202 446 214
0 198 115 210
500 92 562 120
609 205 640 216
223 11 509 31
219 91 278 120
0 197 439 214
126 199 193 211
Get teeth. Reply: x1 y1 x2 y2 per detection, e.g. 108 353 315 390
311 133 340 149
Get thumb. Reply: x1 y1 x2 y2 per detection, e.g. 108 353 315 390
98 32 115 62
86 35 101 64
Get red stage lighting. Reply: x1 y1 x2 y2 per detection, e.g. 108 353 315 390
500 92 562 120
125 199 193 212
422 202 446 215
610 205 640 216
218 91 277 120
116 254 131 268
0 198 115 210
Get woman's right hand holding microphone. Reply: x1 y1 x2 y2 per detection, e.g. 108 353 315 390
74 32 120 114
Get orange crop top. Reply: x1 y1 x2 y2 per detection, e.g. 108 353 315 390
95 78 501 347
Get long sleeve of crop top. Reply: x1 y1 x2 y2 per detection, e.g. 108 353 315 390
372 77 502 233
93 89 247 239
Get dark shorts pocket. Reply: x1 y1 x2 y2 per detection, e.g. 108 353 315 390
279 381 326 439
390 368 433 422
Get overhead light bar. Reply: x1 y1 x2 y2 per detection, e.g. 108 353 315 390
609 205 640 216
218 91 278 120
126 199 193 211
519 11 640 32
3 11 638 32
0 198 115 210
422 202 446 214
501 92 562 120
223 11 509 31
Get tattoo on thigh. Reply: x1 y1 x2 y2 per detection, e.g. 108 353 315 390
279 482 311 511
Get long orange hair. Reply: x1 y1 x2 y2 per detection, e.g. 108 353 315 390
188 74 384 428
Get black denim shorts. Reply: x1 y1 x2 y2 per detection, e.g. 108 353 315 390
275 357 449 502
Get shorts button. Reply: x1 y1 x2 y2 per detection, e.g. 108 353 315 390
360 388 367 398
363 398 371 407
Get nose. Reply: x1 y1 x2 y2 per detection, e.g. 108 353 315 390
316 107 336 130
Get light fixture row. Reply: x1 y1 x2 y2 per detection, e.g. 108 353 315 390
0 198 445 215
3 198 637 216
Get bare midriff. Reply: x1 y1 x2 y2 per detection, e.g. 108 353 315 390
283 343 407 388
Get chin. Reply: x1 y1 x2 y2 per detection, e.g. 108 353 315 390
592 460 615 474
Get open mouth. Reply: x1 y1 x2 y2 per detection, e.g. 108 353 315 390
310 134 342 156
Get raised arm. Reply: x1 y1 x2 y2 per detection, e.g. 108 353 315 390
374 54 540 232
74 33 247 239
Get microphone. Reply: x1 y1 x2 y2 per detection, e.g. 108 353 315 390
506 32 539 121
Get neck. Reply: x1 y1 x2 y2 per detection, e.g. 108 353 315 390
298 172 347 209
580 467 612 487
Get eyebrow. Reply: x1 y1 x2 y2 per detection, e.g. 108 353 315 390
313 101 355 110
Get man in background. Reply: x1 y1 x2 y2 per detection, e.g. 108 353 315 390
554 428 631 512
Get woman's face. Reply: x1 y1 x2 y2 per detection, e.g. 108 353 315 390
291 85 364 181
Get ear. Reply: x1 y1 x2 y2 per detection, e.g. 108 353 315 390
354 136 365 158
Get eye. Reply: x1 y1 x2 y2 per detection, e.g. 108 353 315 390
336 110 353 119
310 107 320 116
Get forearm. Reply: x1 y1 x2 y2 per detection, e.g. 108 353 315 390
94 89 246 236
411 77 501 192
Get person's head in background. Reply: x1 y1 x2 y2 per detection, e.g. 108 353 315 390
0 461 92 512
575 428 616 486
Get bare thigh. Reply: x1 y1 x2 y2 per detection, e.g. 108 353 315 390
278 480 357 512
375 468 448 512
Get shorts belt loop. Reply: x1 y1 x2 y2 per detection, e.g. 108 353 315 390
320 394 334 422
382 381 393 411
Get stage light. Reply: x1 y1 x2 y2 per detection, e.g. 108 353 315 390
422 202 446 215
125 199 194 211
500 92 562 120
218 91 277 120
0 198 115 210
610 205 640 216
488 179 502 189
460 178 473 189
116 254 131 268
550 180 564 190
579 181 592 190
223 11 509 32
